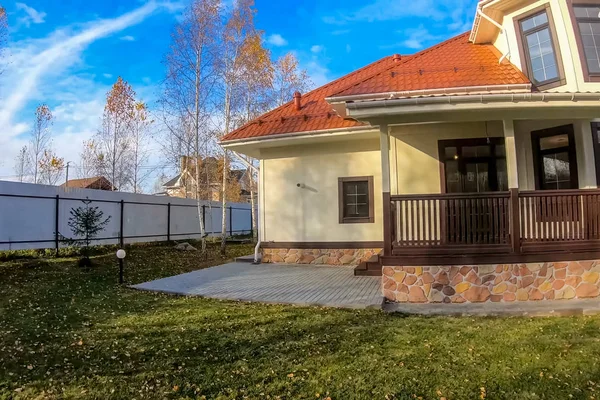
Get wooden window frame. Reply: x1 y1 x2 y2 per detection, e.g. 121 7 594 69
514 3 567 90
566 0 600 82
437 137 507 194
338 176 374 224
531 124 579 191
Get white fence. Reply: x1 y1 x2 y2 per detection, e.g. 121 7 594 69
0 181 255 251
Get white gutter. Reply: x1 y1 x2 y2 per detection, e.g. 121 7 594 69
346 92 600 113
219 125 376 147
326 84 532 104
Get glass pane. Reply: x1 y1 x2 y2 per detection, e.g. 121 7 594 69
526 28 558 83
580 23 600 74
496 159 508 191
444 146 458 160
462 145 491 158
542 152 571 190
540 134 569 150
521 12 548 32
464 162 489 193
445 160 461 193
575 6 600 19
495 144 506 157
343 181 370 218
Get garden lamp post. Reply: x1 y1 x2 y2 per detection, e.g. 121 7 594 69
116 249 126 284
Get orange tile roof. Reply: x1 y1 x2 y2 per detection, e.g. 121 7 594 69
221 32 530 142
60 176 113 190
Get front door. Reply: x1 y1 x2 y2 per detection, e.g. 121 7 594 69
438 138 509 244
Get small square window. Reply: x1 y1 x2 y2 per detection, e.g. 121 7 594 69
338 176 374 224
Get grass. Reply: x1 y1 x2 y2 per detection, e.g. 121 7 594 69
2 243 600 399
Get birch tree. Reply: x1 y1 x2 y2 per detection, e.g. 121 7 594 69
0 6 8 76
217 0 257 255
94 77 136 191
162 0 221 254
130 102 154 193
38 150 65 185
78 140 99 179
14 146 28 182
27 104 53 184
272 53 312 107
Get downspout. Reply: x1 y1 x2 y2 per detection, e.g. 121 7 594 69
476 8 511 64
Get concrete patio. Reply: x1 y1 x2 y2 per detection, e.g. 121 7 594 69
131 262 383 309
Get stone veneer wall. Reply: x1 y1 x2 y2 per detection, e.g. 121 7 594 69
383 261 600 303
263 248 382 265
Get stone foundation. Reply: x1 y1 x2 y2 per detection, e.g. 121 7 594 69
263 248 382 265
383 261 600 303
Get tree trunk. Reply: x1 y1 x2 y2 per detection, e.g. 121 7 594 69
220 149 228 255
194 50 207 255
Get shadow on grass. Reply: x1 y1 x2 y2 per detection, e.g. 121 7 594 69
3 244 600 399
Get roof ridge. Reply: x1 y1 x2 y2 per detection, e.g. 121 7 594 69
330 31 471 98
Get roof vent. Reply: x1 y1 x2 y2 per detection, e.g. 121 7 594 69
294 91 302 111
393 54 402 63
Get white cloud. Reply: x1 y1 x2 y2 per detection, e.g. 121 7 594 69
15 2 47 26
0 1 176 183
120 35 136 41
380 25 442 50
323 0 474 30
310 45 323 54
266 33 288 47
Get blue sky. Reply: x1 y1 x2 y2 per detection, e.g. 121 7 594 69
0 0 479 187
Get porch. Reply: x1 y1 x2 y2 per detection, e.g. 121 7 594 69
376 119 600 266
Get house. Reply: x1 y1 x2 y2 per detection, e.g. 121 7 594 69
161 156 252 202
60 176 114 191
221 0 600 304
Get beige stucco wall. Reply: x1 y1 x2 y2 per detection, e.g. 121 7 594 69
259 139 383 243
391 121 504 194
257 119 597 243
493 0 600 93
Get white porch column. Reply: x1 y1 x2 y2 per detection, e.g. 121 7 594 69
380 124 392 256
573 120 597 188
503 119 519 189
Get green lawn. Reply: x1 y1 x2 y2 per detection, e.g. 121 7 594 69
2 243 600 399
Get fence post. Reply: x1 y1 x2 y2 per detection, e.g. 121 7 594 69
167 203 171 241
510 188 521 254
229 206 233 237
54 195 60 256
119 200 124 247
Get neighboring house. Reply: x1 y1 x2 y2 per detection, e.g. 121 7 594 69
221 0 600 304
162 156 252 202
60 176 114 191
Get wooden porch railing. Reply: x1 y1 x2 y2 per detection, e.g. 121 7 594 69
388 189 600 259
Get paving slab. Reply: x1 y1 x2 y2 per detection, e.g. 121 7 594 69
131 262 383 309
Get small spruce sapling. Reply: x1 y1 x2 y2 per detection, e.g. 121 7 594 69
67 201 111 267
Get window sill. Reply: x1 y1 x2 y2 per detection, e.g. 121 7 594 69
340 217 375 224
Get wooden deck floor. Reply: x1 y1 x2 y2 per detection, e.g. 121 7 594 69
132 262 383 309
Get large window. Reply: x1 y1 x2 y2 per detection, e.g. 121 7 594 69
568 2 600 81
338 176 374 224
592 122 600 186
438 138 508 193
532 125 579 190
516 5 565 89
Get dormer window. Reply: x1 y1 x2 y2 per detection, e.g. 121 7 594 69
568 2 600 82
516 5 566 90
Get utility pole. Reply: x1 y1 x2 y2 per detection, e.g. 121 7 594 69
65 161 72 187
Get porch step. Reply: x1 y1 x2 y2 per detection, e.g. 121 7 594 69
354 254 383 276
